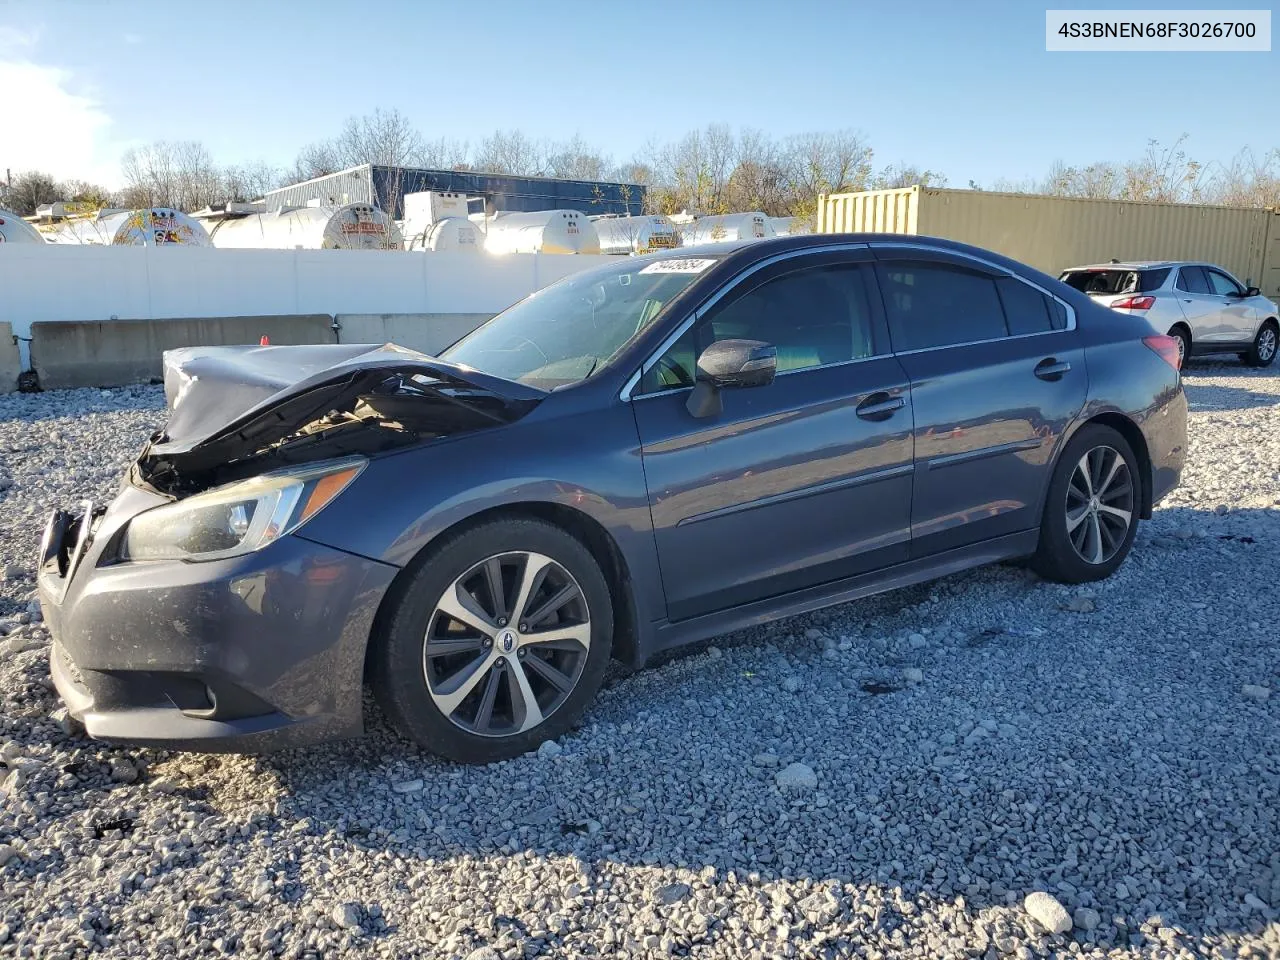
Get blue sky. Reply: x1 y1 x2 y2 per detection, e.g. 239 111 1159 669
1 0 1274 188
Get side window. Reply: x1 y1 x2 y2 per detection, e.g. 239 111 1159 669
1206 269 1243 297
638 261 879 393
878 261 1008 352
1176 266 1212 294
995 276 1065 336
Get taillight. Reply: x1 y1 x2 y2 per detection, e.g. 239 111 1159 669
1111 295 1156 310
1144 334 1181 371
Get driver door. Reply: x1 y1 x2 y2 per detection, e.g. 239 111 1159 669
1205 267 1257 341
629 249 915 622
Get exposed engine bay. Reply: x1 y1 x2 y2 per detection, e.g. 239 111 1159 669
132 344 545 497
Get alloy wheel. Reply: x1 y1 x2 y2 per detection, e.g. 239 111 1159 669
1259 326 1277 363
423 551 591 736
1065 445 1134 565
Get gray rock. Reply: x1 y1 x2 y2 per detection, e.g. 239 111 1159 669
1241 684 1271 702
775 762 818 792
903 668 924 683
1024 892 1072 934
536 739 562 759
109 758 139 783
0 844 16 866
752 752 780 768
781 675 803 694
657 882 691 905
1063 596 1095 613
908 633 927 649
463 948 501 960
2 562 22 580
1073 907 1100 931
392 779 425 794
332 902 362 931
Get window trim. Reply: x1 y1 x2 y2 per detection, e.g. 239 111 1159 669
1204 267 1244 297
619 242 871 401
618 241 1077 401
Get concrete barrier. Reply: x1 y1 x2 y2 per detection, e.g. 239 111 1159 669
0 323 21 393
30 315 335 390
335 313 494 355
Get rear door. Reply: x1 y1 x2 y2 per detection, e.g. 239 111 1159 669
872 247 1087 556
1204 267 1256 341
1175 265 1231 344
631 248 914 622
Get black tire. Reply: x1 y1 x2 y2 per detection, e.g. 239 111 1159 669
1031 424 1140 584
1169 325 1192 371
1243 319 1278 368
370 517 613 763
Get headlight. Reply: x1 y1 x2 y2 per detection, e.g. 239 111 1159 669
121 457 365 562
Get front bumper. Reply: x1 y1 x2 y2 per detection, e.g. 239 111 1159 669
37 484 398 752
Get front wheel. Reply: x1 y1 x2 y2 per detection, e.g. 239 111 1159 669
1244 320 1278 367
1031 425 1140 584
371 518 613 763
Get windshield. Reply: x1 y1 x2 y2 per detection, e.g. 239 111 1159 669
440 257 719 387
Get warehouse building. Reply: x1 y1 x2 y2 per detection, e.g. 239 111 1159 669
262 164 645 219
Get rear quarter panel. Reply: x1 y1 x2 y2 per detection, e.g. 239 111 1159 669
1073 302 1187 508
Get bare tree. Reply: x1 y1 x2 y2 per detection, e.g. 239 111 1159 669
120 140 222 210
545 135 611 181
783 129 874 222
420 136 471 170
1207 147 1280 208
220 162 284 202
474 129 550 176
5 170 63 215
871 163 948 190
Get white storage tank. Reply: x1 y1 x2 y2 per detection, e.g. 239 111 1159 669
0 209 44 243
407 218 484 252
38 207 212 246
206 203 403 250
680 212 770 245
402 191 483 251
766 216 811 237
483 210 601 255
592 215 681 255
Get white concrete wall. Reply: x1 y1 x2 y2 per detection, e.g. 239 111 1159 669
0 247 617 369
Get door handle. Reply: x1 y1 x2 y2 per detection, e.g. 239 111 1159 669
1034 358 1071 381
1182 298 1193 303
855 392 905 420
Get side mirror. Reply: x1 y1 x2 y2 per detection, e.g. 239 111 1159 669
1245 286 1261 298
686 339 777 418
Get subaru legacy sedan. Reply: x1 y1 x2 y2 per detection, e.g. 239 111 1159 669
38 235 1186 763
1060 260 1278 368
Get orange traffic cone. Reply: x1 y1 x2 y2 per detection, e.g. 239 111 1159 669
260 335 270 346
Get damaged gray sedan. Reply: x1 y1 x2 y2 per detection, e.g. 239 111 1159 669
37 235 1186 762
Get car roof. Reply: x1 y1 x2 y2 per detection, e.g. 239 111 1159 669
645 233 1050 275
1064 260 1187 271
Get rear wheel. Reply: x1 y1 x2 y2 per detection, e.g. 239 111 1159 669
371 518 613 763
1169 325 1192 371
1031 425 1140 584
1244 320 1278 367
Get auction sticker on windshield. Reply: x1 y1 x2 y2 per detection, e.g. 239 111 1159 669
639 258 717 274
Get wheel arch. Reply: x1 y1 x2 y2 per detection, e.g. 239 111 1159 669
364 501 644 682
1060 412 1154 520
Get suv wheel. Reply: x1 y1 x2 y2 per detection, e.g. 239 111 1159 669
1244 320 1278 368
1031 425 1140 584
1170 326 1192 371
372 518 613 763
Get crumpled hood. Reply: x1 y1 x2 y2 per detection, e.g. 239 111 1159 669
156 342 544 454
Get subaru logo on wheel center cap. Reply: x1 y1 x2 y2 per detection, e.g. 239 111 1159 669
498 629 517 654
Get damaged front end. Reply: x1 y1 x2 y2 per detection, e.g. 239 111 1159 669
134 343 545 497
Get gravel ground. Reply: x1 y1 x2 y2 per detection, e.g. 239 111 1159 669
1 362 1277 959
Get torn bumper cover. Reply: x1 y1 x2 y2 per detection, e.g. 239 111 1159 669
38 342 543 751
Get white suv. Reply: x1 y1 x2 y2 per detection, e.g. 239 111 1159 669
1059 261 1278 368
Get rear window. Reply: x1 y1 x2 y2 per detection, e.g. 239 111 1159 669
996 277 1068 335
1059 268 1168 295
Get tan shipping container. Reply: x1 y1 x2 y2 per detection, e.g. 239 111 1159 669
817 186 1280 297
